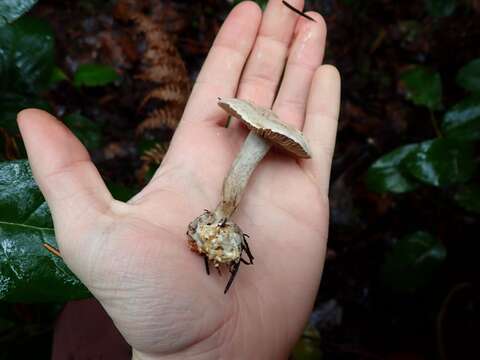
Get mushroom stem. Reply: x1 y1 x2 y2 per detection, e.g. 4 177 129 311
214 131 270 219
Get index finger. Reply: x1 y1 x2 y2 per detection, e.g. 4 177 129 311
181 2 262 127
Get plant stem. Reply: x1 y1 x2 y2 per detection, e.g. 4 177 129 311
430 110 442 138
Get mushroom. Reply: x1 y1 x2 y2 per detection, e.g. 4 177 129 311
187 97 312 293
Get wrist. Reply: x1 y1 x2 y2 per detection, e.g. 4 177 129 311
132 350 213 360
132 350 159 360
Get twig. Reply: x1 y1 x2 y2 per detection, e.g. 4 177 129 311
370 29 386 54
429 110 443 138
282 1 316 22
43 243 61 257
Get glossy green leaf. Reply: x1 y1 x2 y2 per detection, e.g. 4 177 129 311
366 144 421 193
0 0 38 25
382 231 446 292
0 160 90 302
442 96 480 140
292 339 323 360
292 326 323 360
400 66 442 110
73 63 120 87
0 92 49 134
107 182 138 202
404 138 475 186
48 66 68 87
424 0 456 18
0 17 55 93
62 112 102 149
456 58 480 93
454 184 480 214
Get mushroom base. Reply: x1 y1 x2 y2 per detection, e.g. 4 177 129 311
187 210 244 266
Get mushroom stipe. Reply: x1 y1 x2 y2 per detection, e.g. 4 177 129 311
187 98 312 293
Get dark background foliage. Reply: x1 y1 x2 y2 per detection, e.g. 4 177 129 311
1 0 479 359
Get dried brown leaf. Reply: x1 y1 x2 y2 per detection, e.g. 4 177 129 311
140 142 168 164
136 108 182 135
103 142 130 160
114 0 190 139
135 64 187 84
0 128 20 160
136 142 169 183
140 85 188 108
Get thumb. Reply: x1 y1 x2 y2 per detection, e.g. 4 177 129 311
17 109 113 256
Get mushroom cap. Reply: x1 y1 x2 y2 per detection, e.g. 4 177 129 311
218 97 312 159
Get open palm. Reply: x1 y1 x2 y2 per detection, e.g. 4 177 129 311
18 1 340 359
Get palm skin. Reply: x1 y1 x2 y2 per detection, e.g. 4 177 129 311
17 1 340 359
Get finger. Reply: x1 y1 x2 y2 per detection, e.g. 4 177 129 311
181 1 262 126
233 0 305 126
17 109 113 244
272 12 326 130
301 65 341 194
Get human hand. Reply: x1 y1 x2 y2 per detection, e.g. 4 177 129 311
17 0 340 359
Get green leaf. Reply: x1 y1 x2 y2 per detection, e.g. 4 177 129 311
442 96 480 140
0 160 90 302
382 231 446 292
107 182 138 202
456 58 480 93
400 66 442 110
292 326 323 360
292 339 323 360
73 64 120 87
424 0 456 18
0 316 14 332
0 302 15 331
366 144 421 193
0 17 55 93
0 0 38 25
0 92 49 134
62 112 102 149
404 138 475 186
454 184 480 214
48 65 68 87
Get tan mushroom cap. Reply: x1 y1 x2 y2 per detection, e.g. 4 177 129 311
217 97 312 159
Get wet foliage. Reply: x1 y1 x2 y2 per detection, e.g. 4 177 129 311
0 0 479 359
